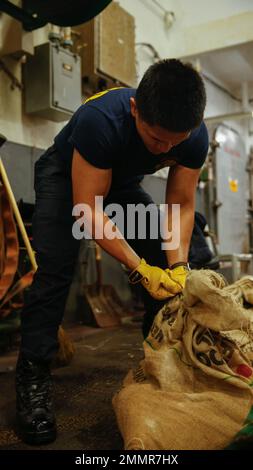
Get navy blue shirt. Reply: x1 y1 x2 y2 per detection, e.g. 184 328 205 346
54 88 209 189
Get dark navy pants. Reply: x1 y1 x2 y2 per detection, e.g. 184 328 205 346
21 146 168 362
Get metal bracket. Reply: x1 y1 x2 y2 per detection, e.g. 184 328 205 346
0 59 23 90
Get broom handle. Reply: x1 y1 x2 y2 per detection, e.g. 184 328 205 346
95 243 102 293
0 155 73 355
0 157 38 271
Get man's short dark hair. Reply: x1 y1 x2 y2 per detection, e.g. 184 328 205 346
135 59 206 132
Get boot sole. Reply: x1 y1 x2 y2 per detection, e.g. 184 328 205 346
16 424 57 446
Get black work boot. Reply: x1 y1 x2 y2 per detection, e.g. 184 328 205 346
16 354 57 445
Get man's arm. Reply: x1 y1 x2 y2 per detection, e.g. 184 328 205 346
72 149 185 300
165 164 200 267
72 149 141 270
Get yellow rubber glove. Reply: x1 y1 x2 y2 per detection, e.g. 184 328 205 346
165 265 189 290
128 258 182 300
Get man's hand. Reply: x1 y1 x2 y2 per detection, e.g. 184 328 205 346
165 265 189 290
128 258 183 300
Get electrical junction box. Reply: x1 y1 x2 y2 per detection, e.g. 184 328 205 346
24 42 81 122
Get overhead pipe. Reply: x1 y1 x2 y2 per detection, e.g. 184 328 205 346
205 82 253 124
242 82 251 112
205 110 253 124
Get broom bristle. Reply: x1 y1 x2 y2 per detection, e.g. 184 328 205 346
56 326 75 366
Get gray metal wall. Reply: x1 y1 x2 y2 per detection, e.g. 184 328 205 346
0 141 43 203
141 174 204 211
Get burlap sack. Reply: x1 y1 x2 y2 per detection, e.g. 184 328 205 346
113 270 253 450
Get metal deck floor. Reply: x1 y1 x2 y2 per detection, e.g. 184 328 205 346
0 324 143 450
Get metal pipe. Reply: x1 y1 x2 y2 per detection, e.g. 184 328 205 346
136 42 161 61
152 0 168 14
202 72 241 102
241 82 250 112
205 110 253 124
152 0 174 16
